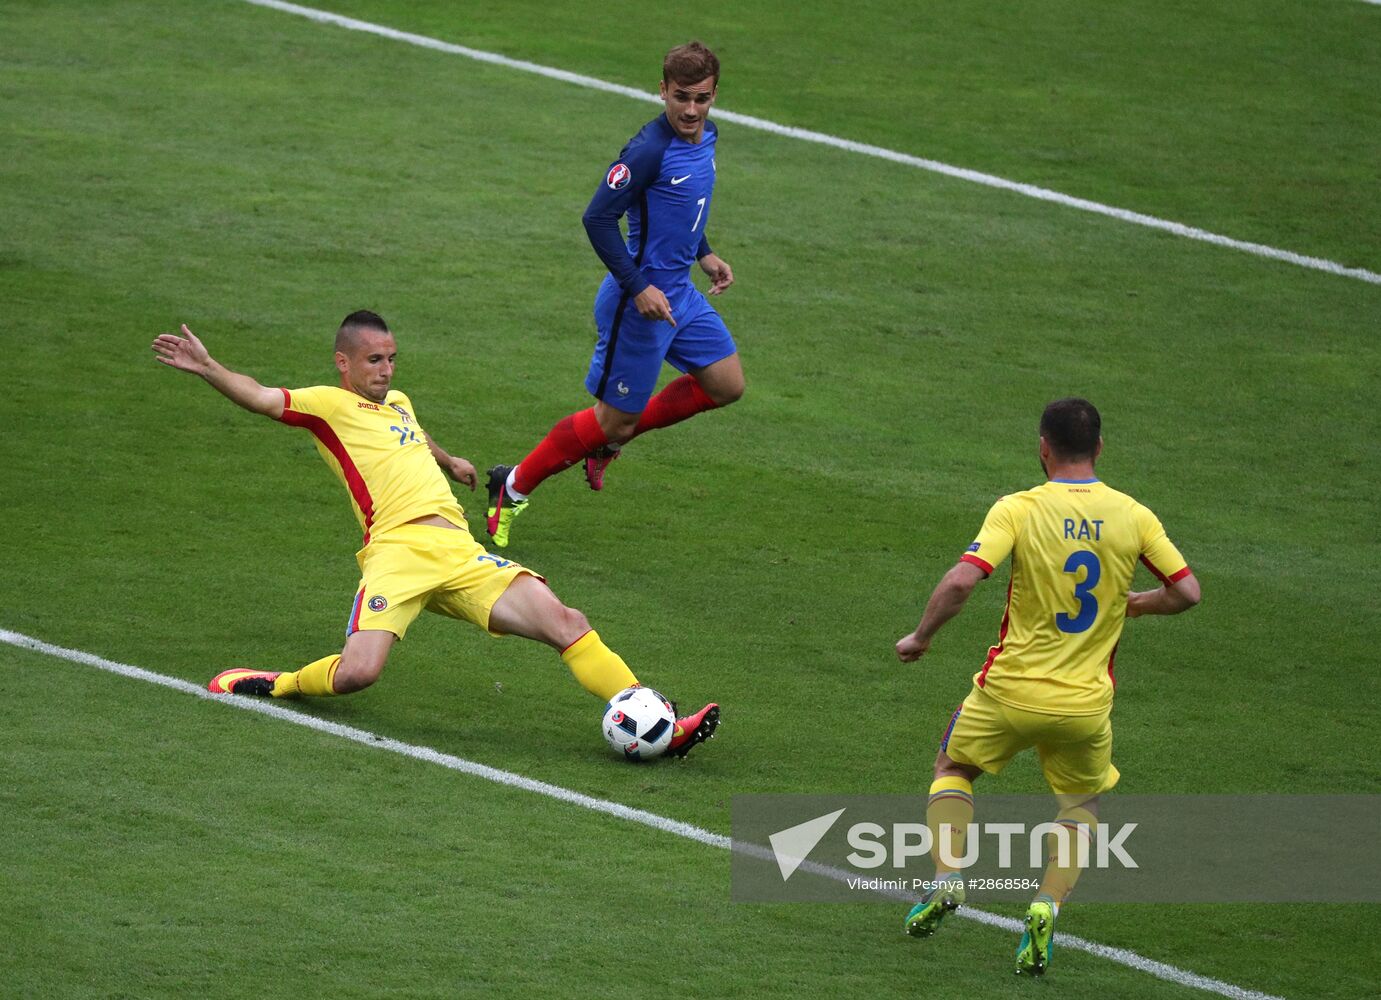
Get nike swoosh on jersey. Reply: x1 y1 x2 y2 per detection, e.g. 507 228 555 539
670 175 692 185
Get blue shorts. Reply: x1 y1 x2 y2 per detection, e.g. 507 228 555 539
584 274 737 413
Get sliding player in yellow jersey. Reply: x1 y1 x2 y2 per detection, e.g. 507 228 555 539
150 311 718 758
894 398 1200 975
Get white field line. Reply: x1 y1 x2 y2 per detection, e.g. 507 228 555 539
240 0 1379 287
4 627 1282 1000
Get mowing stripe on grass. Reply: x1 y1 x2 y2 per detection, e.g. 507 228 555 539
240 0 1379 287
4 627 1284 1000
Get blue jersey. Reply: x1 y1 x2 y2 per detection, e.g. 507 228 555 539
582 114 716 297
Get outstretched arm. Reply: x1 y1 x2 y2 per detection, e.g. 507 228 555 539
151 325 284 419
424 433 477 492
896 560 987 662
1127 573 1200 618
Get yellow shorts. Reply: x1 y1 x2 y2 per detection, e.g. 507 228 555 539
941 684 1120 797
346 523 537 640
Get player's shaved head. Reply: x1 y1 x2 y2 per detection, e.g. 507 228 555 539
335 310 390 354
664 41 719 87
1040 398 1102 461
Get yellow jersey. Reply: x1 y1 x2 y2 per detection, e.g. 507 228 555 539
960 478 1189 716
277 385 467 543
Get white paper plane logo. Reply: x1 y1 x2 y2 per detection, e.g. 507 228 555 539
768 808 845 881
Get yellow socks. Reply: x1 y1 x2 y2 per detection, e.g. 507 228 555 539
561 630 638 700
928 776 975 873
268 633 635 703
271 654 341 697
1037 804 1097 909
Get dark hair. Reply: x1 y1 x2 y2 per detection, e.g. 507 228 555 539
1039 398 1101 461
663 41 719 87
335 310 389 353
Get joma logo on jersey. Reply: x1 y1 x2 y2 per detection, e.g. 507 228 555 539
357 402 381 411
606 163 631 190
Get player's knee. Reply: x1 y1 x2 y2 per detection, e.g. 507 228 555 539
933 748 979 783
600 412 639 444
558 605 591 645
332 669 377 694
707 380 744 406
333 654 385 693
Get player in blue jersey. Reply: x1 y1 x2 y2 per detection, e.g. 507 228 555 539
486 41 742 546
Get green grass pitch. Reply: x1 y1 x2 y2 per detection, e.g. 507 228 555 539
2 1 1378 997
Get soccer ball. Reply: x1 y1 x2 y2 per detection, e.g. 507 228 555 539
602 686 675 761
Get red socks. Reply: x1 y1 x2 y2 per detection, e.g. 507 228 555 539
633 375 718 436
513 408 607 494
512 377 718 494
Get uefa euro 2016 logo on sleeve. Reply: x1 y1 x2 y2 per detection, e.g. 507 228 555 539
606 163 631 190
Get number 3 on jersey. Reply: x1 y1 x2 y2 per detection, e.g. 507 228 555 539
1056 550 1101 633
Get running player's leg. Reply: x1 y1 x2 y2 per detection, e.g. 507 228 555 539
1015 713 1117 976
500 282 664 498
488 288 668 538
928 690 1017 880
685 351 744 407
630 292 739 437
1016 797 1094 978
584 291 739 489
930 747 983 876
905 688 1023 938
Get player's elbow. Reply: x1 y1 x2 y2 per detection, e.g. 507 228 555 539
944 564 982 598
705 379 743 407
1172 574 1201 611
253 390 286 419
581 208 608 235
